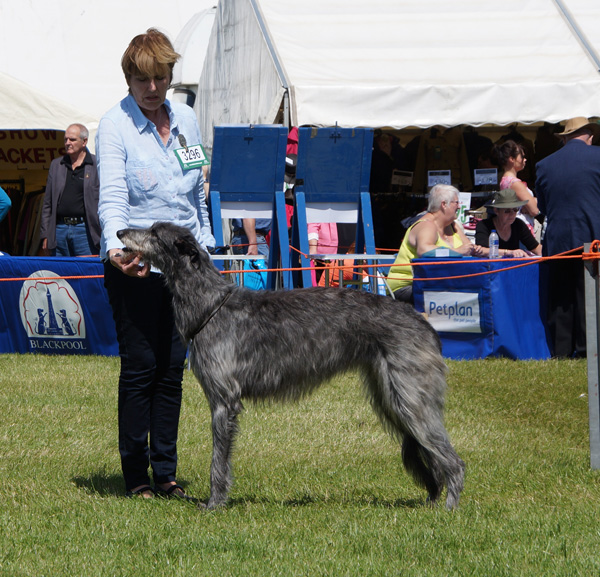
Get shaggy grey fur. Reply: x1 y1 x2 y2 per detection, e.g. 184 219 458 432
117 222 465 509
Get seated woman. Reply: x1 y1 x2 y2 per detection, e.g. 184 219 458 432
387 184 483 303
475 189 542 257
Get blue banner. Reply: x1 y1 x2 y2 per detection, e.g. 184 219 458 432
413 258 550 360
0 255 118 356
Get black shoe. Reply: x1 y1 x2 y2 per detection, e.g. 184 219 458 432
125 485 155 498
154 483 195 502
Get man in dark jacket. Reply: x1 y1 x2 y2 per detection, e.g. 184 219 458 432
40 123 100 256
536 117 600 357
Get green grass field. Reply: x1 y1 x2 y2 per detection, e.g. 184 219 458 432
0 354 598 576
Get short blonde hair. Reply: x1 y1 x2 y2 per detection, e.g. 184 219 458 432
121 28 180 86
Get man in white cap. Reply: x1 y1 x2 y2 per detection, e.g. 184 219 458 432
536 117 600 358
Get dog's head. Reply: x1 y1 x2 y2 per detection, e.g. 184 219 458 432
117 222 204 271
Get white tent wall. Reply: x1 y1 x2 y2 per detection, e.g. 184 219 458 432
171 7 218 107
197 0 600 153
196 0 288 153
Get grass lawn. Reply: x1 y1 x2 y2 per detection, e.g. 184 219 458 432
0 354 598 576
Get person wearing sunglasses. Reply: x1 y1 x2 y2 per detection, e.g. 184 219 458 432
475 189 542 258
388 184 484 302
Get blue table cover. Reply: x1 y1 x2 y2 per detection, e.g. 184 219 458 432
412 258 550 360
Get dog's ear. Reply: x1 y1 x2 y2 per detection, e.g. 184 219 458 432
174 235 200 261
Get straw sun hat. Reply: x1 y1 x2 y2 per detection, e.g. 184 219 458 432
556 117 600 137
485 189 528 209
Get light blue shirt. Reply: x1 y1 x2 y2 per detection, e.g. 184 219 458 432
96 94 215 259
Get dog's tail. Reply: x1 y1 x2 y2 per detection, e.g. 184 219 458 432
401 433 465 509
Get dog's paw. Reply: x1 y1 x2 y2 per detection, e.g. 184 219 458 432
201 498 227 511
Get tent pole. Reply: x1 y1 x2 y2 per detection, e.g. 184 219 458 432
283 91 290 128
553 0 600 71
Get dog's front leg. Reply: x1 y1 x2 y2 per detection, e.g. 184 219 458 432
205 402 240 509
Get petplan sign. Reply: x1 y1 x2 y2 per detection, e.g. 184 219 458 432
424 291 482 333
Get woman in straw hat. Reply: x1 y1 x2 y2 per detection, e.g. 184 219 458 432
475 189 542 257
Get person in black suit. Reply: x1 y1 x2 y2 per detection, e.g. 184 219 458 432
536 117 600 358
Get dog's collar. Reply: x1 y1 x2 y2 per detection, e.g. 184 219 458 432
187 290 234 340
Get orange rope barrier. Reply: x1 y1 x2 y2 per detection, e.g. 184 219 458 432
0 274 104 282
1 245 598 284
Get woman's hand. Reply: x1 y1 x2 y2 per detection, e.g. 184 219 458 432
502 249 527 258
108 248 150 277
454 242 483 256
468 243 486 257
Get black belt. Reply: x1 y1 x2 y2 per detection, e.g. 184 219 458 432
59 216 85 225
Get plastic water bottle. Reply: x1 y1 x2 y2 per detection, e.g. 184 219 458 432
489 229 499 259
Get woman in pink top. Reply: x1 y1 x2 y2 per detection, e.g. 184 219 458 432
308 222 338 255
492 140 541 240
308 222 339 285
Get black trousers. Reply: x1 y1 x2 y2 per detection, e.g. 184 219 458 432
544 255 587 358
104 263 187 490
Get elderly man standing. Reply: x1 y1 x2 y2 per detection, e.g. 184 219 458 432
536 117 600 358
40 123 100 256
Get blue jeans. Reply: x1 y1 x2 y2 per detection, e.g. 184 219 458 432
55 222 95 256
231 233 270 258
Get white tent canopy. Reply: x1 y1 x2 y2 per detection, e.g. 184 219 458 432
197 0 600 151
0 0 215 122
0 72 98 132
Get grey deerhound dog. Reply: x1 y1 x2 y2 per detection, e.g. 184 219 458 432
117 222 465 509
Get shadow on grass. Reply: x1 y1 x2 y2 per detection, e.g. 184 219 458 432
225 494 425 509
72 469 124 497
72 470 425 509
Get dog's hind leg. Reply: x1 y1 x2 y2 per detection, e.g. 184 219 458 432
363 366 465 509
440 445 465 510
392 413 465 509
206 400 242 509
401 433 444 503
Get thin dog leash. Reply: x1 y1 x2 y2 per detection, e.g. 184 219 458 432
187 289 234 340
